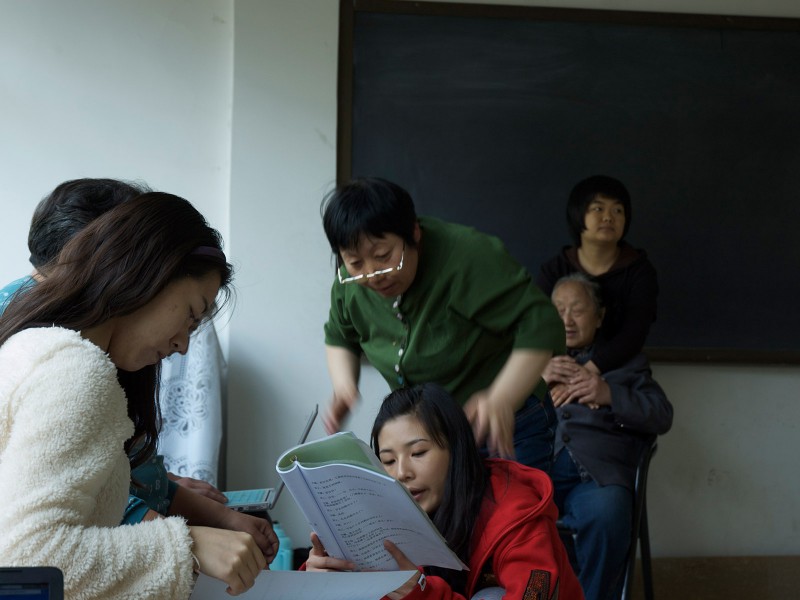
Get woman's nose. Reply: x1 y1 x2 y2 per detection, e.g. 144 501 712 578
170 331 190 356
396 457 413 481
368 270 387 283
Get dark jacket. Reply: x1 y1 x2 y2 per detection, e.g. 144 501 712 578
554 352 673 490
537 243 658 373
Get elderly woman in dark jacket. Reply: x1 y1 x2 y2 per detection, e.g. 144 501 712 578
542 273 673 600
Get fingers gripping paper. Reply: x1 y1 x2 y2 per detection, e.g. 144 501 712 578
276 431 467 571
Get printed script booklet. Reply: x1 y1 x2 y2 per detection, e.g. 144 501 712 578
276 431 467 572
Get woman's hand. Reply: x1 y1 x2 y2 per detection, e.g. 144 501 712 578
549 382 571 407
217 510 279 565
465 348 552 457
382 540 423 600
542 355 580 386
553 364 611 409
324 387 360 435
306 534 421 600
324 346 362 434
305 532 356 572
169 485 278 564
566 366 611 409
545 356 582 407
464 389 517 459
189 526 266 595
168 473 228 503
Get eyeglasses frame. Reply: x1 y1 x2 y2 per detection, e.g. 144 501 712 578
337 245 405 284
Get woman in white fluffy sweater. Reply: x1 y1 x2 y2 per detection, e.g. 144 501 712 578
0 193 266 599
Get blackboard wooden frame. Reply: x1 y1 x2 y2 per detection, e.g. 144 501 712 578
337 0 800 364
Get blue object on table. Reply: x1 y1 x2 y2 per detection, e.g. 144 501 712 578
272 521 293 570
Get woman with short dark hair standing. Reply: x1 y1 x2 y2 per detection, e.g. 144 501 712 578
321 177 564 473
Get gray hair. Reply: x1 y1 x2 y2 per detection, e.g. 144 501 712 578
551 272 604 317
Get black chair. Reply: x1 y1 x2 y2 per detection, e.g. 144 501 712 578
557 436 658 600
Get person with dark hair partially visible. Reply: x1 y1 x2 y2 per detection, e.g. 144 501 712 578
306 383 584 600
1 178 153 310
536 175 658 408
321 177 564 474
543 273 672 600
0 193 272 598
1 179 230 516
0 179 277 574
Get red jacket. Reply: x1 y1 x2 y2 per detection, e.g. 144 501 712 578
401 459 583 600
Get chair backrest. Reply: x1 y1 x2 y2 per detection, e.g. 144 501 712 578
556 434 660 600
620 434 658 600
630 435 657 546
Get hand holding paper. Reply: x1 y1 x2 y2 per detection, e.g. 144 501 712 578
275 431 466 571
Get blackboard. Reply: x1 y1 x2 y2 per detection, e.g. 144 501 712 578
337 0 800 363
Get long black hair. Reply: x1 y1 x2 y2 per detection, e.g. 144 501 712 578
0 192 233 469
371 383 488 593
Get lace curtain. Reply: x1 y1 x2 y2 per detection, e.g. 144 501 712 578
158 324 226 487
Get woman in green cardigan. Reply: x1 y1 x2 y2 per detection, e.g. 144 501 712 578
321 177 564 471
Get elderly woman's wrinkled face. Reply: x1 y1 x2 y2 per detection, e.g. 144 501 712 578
552 281 603 349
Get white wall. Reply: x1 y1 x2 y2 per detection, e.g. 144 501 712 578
0 0 233 288
226 0 385 544
2 0 798 560
230 0 800 557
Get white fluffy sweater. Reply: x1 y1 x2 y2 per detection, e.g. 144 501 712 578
0 327 195 600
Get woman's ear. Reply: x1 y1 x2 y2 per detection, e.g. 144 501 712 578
413 221 422 244
597 307 606 328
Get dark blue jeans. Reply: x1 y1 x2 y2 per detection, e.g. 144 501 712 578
551 449 632 600
480 394 556 474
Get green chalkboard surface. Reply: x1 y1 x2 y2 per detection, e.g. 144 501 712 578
338 1 800 363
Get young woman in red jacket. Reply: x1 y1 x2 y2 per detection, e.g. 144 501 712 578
306 383 583 600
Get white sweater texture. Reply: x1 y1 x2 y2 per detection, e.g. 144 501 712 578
0 327 195 600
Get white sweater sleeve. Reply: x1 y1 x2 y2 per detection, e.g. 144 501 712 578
0 328 195 600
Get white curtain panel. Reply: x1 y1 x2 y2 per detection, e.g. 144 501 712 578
158 324 226 487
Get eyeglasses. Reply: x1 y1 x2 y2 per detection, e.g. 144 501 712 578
338 246 405 284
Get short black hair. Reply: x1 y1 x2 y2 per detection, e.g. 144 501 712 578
321 177 418 267
566 175 632 246
28 178 151 268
